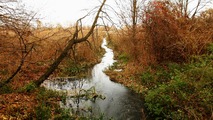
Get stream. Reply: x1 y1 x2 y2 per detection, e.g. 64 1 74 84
41 38 145 119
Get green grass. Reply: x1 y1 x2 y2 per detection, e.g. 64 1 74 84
35 102 51 120
118 53 129 64
141 53 213 119
0 84 13 94
59 59 93 77
18 82 37 93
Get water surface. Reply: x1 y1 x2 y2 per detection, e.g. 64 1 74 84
42 38 144 119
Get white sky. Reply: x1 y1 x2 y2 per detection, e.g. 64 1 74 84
20 0 212 27
21 0 116 27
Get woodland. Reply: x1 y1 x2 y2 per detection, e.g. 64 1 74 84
0 0 213 119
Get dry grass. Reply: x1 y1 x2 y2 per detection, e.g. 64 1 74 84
0 25 104 118
0 93 37 119
0 26 103 89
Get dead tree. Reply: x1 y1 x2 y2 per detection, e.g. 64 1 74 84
174 0 212 18
0 0 36 88
35 0 107 87
115 0 144 60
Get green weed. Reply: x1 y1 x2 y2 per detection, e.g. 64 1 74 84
0 69 8 75
35 102 51 120
0 84 13 94
19 82 36 93
54 109 74 120
36 87 59 101
206 43 213 54
143 54 213 119
61 59 91 77
118 53 129 64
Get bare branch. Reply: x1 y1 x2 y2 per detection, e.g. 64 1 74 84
35 0 107 86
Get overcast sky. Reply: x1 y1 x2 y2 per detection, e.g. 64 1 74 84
20 0 212 27
21 0 116 27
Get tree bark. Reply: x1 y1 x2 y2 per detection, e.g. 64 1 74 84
132 0 138 60
35 0 107 87
132 0 137 39
0 61 24 88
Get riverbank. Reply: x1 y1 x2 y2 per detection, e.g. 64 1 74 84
41 38 146 119
105 48 213 119
0 38 145 119
0 43 103 119
0 60 101 119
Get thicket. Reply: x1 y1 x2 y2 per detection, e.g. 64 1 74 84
110 0 213 119
113 1 213 65
144 1 213 63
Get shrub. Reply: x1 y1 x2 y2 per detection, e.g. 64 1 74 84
35 102 51 120
143 1 213 63
54 109 73 120
118 53 129 64
144 54 213 119
0 84 13 94
20 82 36 93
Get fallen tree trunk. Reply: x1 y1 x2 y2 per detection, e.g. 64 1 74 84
35 0 106 87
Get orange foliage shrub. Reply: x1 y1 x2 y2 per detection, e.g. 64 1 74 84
143 1 213 62
143 1 184 62
0 26 102 88
111 1 213 77
111 27 155 74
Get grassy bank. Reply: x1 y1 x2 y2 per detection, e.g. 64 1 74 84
106 43 213 119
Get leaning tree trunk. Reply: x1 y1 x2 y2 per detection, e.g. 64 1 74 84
35 0 106 87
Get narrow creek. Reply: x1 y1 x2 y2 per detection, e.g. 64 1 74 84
41 38 145 119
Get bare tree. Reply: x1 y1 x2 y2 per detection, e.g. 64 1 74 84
132 0 138 40
174 0 212 18
115 0 145 60
34 0 107 86
116 0 144 35
0 0 36 88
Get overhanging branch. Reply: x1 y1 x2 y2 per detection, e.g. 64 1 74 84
35 0 107 86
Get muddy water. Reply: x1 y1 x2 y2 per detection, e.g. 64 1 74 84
42 38 144 119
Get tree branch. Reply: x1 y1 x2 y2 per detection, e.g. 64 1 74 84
35 0 107 87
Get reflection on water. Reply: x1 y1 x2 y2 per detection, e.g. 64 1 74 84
42 38 144 119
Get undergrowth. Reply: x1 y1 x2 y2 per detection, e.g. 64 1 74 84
34 87 109 120
59 59 95 78
141 52 213 119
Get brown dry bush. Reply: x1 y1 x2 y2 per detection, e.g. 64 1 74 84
0 30 33 79
111 27 155 75
0 25 102 89
0 28 61 88
143 1 184 62
143 1 213 63
70 26 104 63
